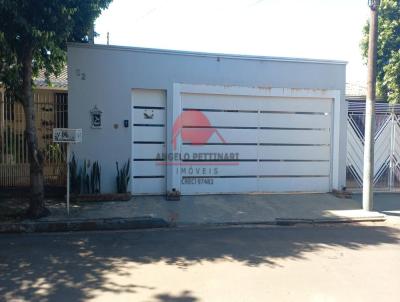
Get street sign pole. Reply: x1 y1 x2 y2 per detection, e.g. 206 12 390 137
66 144 70 215
53 128 82 215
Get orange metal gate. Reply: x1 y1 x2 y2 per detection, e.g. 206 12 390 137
0 89 68 187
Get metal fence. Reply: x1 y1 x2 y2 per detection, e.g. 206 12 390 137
347 101 400 191
0 89 68 187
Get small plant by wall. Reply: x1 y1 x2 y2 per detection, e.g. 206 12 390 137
68 155 130 202
90 161 101 194
69 154 81 195
116 160 130 193
81 159 90 194
69 156 102 195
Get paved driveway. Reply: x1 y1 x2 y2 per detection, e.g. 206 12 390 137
1 223 399 301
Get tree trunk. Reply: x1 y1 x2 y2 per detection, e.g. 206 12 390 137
21 48 48 218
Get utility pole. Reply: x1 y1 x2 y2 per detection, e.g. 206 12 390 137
363 0 380 211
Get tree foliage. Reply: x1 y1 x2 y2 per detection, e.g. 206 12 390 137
361 0 400 103
0 0 112 217
0 0 112 93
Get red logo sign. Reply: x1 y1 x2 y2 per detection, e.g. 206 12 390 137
172 110 226 150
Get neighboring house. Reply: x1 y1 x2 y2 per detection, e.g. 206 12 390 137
0 69 68 187
346 82 367 102
68 43 347 196
345 81 384 102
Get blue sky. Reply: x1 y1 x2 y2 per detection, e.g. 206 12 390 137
95 0 370 83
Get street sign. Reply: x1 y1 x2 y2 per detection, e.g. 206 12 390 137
53 128 82 143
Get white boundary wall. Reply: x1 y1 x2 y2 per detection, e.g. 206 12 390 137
68 43 347 194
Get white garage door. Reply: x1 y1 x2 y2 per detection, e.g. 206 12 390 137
132 89 166 194
180 92 333 194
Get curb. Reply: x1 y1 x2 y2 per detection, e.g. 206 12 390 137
0 215 387 234
176 216 387 228
275 215 387 226
0 216 169 234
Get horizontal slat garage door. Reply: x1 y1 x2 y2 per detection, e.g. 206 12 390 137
180 93 332 194
132 89 166 194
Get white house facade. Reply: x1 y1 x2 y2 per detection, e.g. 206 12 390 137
67 43 347 196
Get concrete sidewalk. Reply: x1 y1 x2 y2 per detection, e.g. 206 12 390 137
0 193 387 233
44 193 384 224
352 193 400 224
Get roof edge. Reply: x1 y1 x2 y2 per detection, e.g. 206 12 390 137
67 42 348 65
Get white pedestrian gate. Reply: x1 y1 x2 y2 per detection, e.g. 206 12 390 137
132 89 167 194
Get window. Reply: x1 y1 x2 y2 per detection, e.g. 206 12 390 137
54 93 68 128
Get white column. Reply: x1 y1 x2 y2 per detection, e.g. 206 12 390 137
166 83 182 193
331 91 345 191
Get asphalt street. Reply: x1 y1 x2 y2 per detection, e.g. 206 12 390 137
1 223 399 302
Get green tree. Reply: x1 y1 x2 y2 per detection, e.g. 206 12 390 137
361 0 400 103
0 0 112 218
